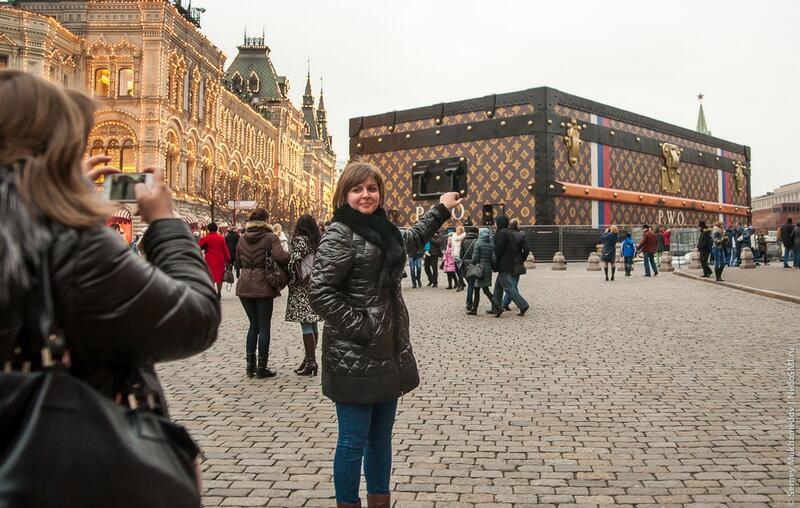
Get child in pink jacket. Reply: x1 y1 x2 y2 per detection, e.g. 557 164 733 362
443 235 458 289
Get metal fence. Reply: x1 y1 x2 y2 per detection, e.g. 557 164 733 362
519 225 701 263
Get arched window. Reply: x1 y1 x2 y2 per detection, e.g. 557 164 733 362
94 68 110 96
118 68 134 97
90 140 105 157
106 139 120 169
229 178 239 201
120 140 135 172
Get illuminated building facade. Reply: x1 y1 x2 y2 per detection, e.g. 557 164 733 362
0 0 336 234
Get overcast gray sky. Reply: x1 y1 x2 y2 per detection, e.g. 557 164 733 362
196 0 798 197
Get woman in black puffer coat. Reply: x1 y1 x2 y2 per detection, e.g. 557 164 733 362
0 70 219 507
309 162 461 508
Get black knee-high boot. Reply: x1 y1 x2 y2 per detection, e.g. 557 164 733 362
611 266 616 281
604 267 609 281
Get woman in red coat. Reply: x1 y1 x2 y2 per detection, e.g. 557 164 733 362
198 222 231 299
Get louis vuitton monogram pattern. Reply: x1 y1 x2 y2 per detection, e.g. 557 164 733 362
359 135 535 227
554 104 747 163
553 137 591 185
360 105 535 137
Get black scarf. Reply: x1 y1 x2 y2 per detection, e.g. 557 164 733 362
332 205 405 288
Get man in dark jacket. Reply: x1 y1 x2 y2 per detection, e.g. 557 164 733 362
501 219 530 311
637 224 659 277
780 218 795 268
423 230 443 287
225 227 241 278
696 221 713 277
492 215 529 316
792 221 800 269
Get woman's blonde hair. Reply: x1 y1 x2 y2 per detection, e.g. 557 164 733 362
332 161 385 209
0 70 112 227
610 225 619 234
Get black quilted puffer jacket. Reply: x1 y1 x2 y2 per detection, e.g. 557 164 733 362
309 204 450 404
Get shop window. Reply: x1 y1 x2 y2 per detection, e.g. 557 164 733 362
120 140 135 172
166 151 176 188
118 68 134 97
232 73 242 94
94 68 110 96
0 55 8 69
90 140 105 157
198 80 205 120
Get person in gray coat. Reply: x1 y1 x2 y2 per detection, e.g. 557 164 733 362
309 162 462 508
467 227 503 316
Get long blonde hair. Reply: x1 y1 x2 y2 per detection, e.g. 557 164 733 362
0 70 112 227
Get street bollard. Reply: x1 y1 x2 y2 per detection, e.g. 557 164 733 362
739 248 756 269
689 248 702 269
660 251 674 272
552 252 567 270
587 251 602 271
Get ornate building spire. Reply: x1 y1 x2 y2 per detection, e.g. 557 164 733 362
317 78 331 149
696 93 711 136
303 61 314 108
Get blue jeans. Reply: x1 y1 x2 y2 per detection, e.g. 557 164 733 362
334 399 398 503
408 256 422 286
501 274 520 307
240 297 273 357
785 247 794 267
300 322 318 335
795 249 800 268
642 252 658 276
465 276 476 308
495 273 527 310
712 247 725 268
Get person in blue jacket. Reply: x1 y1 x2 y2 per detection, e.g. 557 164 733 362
621 232 637 277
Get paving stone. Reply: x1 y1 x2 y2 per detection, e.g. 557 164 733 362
157 269 792 506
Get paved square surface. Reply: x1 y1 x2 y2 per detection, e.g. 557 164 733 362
159 267 797 507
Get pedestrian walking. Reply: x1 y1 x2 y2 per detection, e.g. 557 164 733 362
236 208 289 379
637 224 659 277
792 221 800 269
0 70 219 505
423 230 443 287
408 244 423 288
225 226 241 278
198 222 231 299
780 218 795 268
450 225 467 291
621 232 636 276
467 227 503 316
273 222 289 253
662 226 672 253
460 226 480 310
711 220 727 281
697 221 712 278
600 225 619 281
308 162 461 508
443 234 458 289
285 214 322 376
755 233 769 265
654 226 665 266
501 219 529 311
492 215 529 316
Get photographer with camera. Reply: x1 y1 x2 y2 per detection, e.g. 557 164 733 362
0 70 219 507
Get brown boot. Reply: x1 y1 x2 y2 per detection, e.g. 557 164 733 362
337 501 361 508
366 493 390 508
295 333 318 376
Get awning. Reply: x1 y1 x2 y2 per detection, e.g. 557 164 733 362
180 211 199 225
109 206 132 222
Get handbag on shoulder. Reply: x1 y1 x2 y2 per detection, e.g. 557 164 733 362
0 250 201 508
465 263 483 281
264 241 288 290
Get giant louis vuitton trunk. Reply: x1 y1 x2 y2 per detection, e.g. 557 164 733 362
349 87 751 230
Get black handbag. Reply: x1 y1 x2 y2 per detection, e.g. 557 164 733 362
465 263 483 281
0 251 201 508
265 241 288 290
223 263 235 283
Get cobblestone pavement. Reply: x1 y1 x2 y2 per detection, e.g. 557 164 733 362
159 267 796 507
